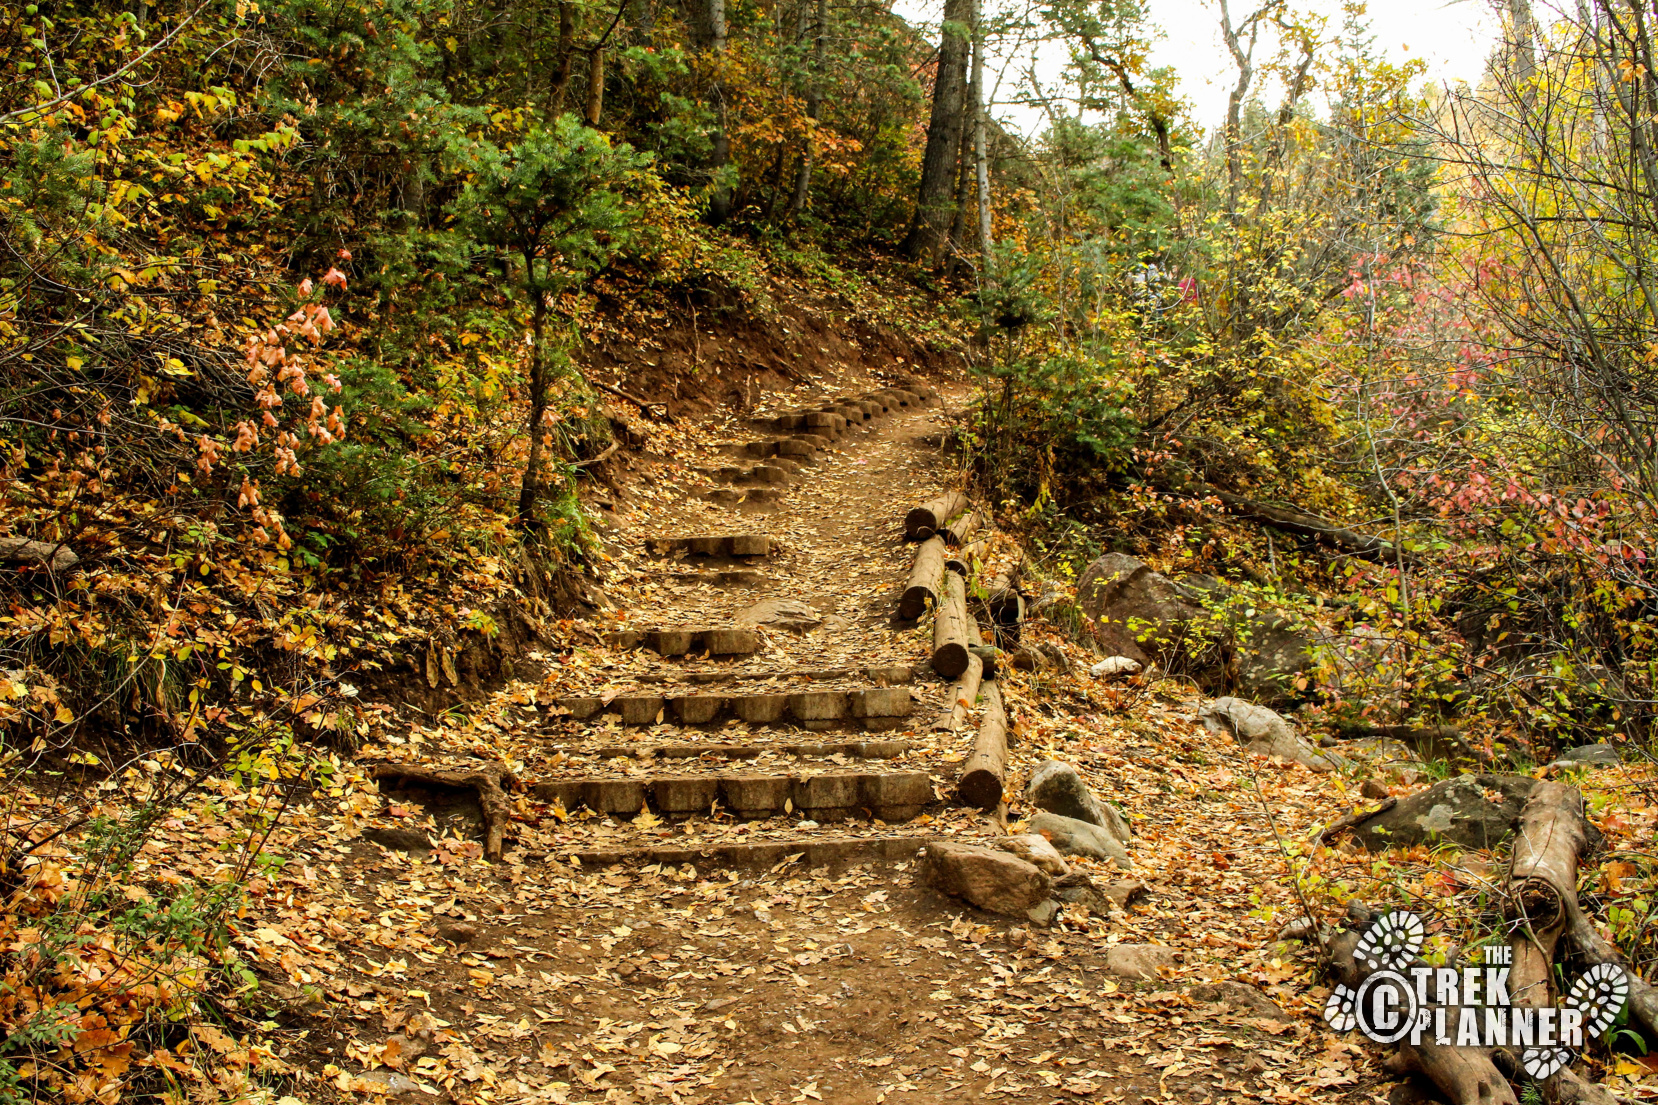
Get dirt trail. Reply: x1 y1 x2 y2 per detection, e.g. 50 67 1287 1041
251 376 1373 1105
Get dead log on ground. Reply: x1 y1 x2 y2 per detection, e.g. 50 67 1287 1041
958 680 1006 809
370 762 517 861
1326 922 1520 1105
933 652 983 732
1565 895 1658 1047
900 536 946 620
1507 781 1588 1009
940 511 979 546
985 573 1025 643
905 491 968 541
945 539 984 577
932 571 972 679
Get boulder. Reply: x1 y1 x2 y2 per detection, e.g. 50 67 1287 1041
736 599 823 631
1186 980 1292 1021
1551 743 1621 769
1349 773 1537 851
1198 697 1345 772
1089 656 1143 678
1105 944 1177 981
994 833 1070 876
1028 811 1130 869
1026 899 1061 927
922 842 1051 915
1075 553 1211 667
1024 760 1130 837
1053 874 1147 913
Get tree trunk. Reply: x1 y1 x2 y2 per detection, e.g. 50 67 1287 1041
787 0 826 218
970 0 992 273
585 45 606 127
902 0 972 261
706 0 732 224
548 1 579 121
518 277 550 530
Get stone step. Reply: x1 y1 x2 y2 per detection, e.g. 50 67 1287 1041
548 737 914 761
548 832 936 870
700 486 785 510
531 768 936 822
644 535 772 557
730 436 823 461
701 462 794 486
604 627 762 657
553 684 916 730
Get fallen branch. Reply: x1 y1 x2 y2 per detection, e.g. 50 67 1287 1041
1318 797 1396 843
1507 781 1587 1009
587 376 676 422
370 762 517 861
573 440 621 469
1162 480 1404 564
1564 895 1658 1048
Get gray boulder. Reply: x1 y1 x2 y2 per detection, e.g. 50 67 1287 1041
735 598 822 631
1024 760 1130 837
923 842 1051 915
1105 944 1177 980
1075 554 1211 668
994 833 1071 876
1090 656 1143 678
1198 697 1345 772
1028 811 1130 869
1350 773 1537 851
1551 743 1621 769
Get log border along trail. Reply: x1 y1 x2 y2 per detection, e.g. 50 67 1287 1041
213 368 1656 1105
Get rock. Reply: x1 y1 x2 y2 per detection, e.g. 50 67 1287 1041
1360 777 1390 800
1075 554 1210 667
994 833 1070 876
1198 697 1345 772
1052 874 1147 913
1552 743 1621 768
437 922 479 944
1024 760 1129 837
735 598 822 631
1089 656 1142 678
1186 980 1293 1021
1350 773 1537 851
355 1071 419 1094
0 536 78 572
1105 944 1177 981
363 825 433 851
922 842 1052 916
1028 811 1130 869
1026 899 1061 927
1011 642 1071 672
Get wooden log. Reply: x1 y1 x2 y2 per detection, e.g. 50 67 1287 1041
899 536 947 620
945 539 984 577
958 680 1006 809
1326 925 1519 1105
1565 892 1658 1048
985 574 1025 643
905 491 968 541
1506 781 1588 1009
371 762 517 861
933 652 983 732
940 511 979 546
932 571 972 679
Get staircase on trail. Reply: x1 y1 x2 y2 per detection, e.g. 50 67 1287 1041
517 378 1000 869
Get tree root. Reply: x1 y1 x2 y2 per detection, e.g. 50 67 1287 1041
370 762 518 861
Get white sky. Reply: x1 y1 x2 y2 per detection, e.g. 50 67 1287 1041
892 0 1507 135
1146 0 1504 128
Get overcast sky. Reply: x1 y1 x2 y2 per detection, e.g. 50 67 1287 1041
890 0 1507 136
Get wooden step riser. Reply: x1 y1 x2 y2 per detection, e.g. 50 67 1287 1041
645 536 771 557
554 834 933 870
557 687 913 729
549 738 913 761
605 628 761 657
532 770 934 822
